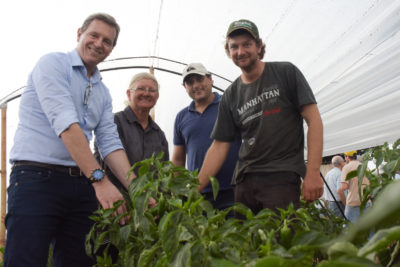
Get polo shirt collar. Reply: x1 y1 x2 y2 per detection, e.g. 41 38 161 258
188 92 220 112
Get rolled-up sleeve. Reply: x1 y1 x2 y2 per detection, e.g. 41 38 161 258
32 54 79 136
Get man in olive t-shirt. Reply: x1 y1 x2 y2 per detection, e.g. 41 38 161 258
198 19 324 217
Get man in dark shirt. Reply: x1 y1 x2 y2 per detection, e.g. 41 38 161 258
96 72 169 191
198 19 324 217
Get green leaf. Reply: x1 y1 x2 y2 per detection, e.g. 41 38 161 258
231 202 253 220
393 139 400 149
254 256 293 267
168 198 183 209
383 159 400 175
373 149 384 168
209 176 219 201
211 257 237 267
316 257 380 267
93 231 109 253
138 163 150 177
119 224 131 243
189 196 204 215
279 219 291 249
357 161 368 185
137 243 160 267
358 225 400 257
159 210 184 259
168 176 192 196
134 192 148 216
327 241 358 259
157 193 167 218
341 180 400 241
171 242 191 267
345 170 357 181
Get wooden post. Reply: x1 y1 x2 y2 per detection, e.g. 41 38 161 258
149 66 155 120
0 103 7 249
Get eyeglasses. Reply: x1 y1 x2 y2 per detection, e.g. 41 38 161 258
130 87 158 94
84 83 92 105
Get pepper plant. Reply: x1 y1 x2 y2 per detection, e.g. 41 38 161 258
86 139 400 266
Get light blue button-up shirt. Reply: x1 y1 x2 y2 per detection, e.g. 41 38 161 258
323 167 342 201
10 49 123 166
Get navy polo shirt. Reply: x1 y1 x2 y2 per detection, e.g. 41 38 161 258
173 93 241 193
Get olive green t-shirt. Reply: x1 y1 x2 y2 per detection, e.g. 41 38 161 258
211 62 316 184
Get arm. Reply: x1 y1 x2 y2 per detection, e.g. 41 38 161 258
198 140 231 191
300 104 324 202
337 182 348 205
61 123 128 222
104 149 135 189
172 145 186 167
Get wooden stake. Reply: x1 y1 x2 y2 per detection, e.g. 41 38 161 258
0 104 7 249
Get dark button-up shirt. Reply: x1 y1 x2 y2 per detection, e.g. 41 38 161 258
95 106 169 190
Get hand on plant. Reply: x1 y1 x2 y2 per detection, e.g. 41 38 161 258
92 177 128 224
148 197 157 208
301 172 324 203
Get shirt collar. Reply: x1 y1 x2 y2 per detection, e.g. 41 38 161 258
188 92 220 112
70 49 102 83
123 106 160 131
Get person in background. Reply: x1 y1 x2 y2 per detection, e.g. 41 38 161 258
338 150 370 222
198 19 324 218
96 72 169 192
323 155 345 218
5 13 133 266
172 63 241 211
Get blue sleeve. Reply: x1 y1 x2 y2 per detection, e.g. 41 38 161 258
173 111 185 146
32 53 79 136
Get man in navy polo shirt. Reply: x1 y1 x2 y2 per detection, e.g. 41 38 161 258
172 63 241 211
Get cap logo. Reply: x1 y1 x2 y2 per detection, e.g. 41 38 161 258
186 66 196 72
235 21 252 28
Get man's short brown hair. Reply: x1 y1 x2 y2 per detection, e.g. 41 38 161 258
224 30 266 60
80 13 120 47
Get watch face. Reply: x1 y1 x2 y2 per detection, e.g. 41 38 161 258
92 169 104 180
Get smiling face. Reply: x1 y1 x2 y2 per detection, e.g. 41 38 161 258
227 33 261 71
183 74 213 104
127 78 159 112
76 19 116 75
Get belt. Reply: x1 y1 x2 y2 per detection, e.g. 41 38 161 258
13 160 83 177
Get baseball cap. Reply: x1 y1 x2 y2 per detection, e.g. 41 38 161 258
226 19 259 39
182 63 210 83
344 150 357 157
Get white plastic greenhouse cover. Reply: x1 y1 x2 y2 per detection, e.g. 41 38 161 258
1 0 399 158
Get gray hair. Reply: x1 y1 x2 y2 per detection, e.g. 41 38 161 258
331 155 344 167
80 13 120 47
129 72 159 91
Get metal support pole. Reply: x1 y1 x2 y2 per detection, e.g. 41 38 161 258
0 103 7 248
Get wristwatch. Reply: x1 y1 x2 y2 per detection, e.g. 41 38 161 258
89 169 105 183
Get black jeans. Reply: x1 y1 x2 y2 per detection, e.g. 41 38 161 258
203 189 235 218
234 171 301 219
4 165 97 267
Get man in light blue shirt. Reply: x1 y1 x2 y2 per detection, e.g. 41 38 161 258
5 13 134 267
323 155 345 218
